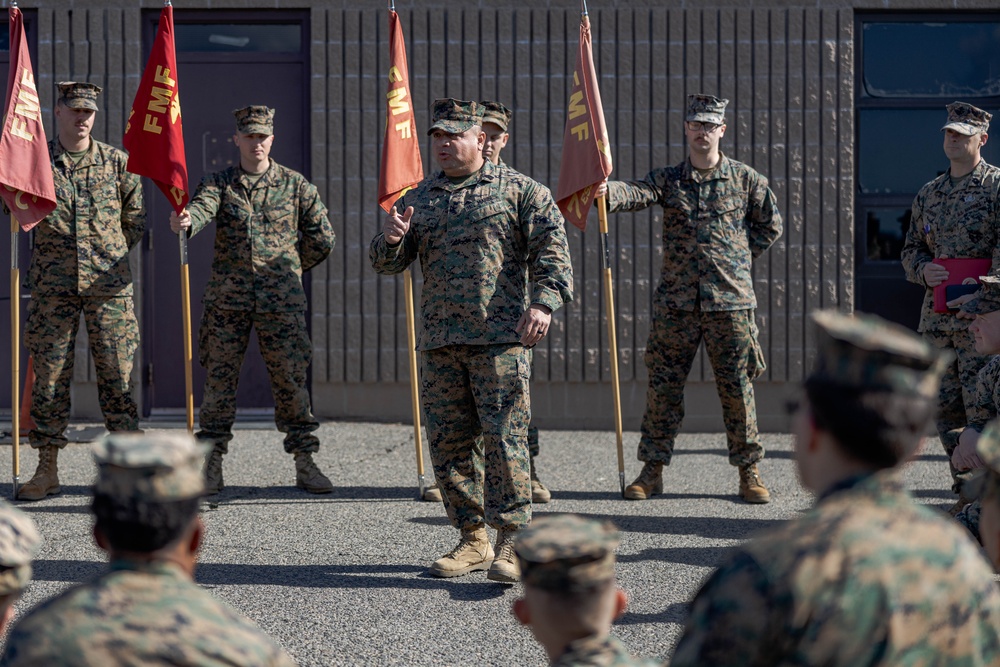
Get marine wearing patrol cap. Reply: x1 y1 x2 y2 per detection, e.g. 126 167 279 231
686 94 728 125
427 98 483 135
971 275 1000 314
514 514 619 593
93 432 208 503
810 309 950 404
56 81 102 111
941 101 992 136
481 100 512 131
233 105 275 135
0 501 40 598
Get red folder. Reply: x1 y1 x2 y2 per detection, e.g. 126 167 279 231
932 258 993 312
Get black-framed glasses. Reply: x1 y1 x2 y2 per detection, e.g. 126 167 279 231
685 121 721 133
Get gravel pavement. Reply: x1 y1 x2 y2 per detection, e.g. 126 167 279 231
0 420 960 666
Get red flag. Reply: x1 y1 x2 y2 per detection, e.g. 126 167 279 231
0 6 57 231
378 10 423 213
556 13 613 231
123 4 188 213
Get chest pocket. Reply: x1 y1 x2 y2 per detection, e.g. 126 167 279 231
264 200 298 237
461 200 519 252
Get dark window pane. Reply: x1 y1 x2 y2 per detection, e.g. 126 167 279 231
0 28 8 52
175 24 300 53
862 22 1000 98
863 207 912 262
859 108 1000 194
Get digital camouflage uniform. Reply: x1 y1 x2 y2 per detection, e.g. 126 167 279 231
27 89 145 450
369 107 573 536
605 99 781 471
672 310 1000 667
0 432 296 667
515 514 659 667
901 102 1000 493
186 107 334 459
0 501 41 601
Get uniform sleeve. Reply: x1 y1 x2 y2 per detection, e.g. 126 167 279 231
670 551 786 667
296 179 335 272
901 193 932 287
119 165 146 250
369 197 417 275
185 173 224 238
746 172 782 259
604 169 666 214
521 181 574 312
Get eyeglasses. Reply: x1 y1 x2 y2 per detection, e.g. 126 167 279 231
685 121 721 133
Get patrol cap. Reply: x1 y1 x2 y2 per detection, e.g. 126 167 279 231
514 514 619 593
481 100 512 131
809 309 950 401
941 101 991 136
427 98 483 135
233 105 275 135
969 275 1000 315
93 432 208 503
686 94 728 124
57 81 102 111
963 419 1000 501
0 501 40 598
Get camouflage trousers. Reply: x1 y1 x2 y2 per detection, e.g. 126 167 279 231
25 295 139 448
923 329 991 493
420 343 531 532
196 308 320 455
956 499 982 543
639 304 765 467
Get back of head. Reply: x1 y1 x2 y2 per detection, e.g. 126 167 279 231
91 432 206 554
0 501 40 603
804 310 949 468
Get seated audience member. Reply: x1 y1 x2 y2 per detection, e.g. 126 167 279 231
512 513 660 667
964 418 1000 570
0 501 40 632
670 309 1000 666
0 432 296 667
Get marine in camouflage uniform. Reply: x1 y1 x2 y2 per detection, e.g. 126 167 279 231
901 102 1000 509
18 82 145 502
513 514 659 667
602 94 781 503
0 501 41 634
370 99 573 583
671 310 1000 666
172 106 335 495
0 432 296 667
965 419 1000 569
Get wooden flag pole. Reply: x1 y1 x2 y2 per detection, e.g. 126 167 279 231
179 232 194 433
597 195 625 496
403 268 426 498
10 215 20 498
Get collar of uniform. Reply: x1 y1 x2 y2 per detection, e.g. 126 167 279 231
683 151 731 183
237 160 278 189
108 558 190 580
935 159 988 194
817 468 906 504
51 137 96 167
430 159 497 192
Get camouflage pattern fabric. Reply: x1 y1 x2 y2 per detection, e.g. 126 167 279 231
515 514 619 592
604 153 782 313
186 160 334 312
370 159 573 351
0 501 40 597
233 105 274 135
93 432 207 502
196 308 319 455
638 305 764 467
970 354 1000 431
0 561 296 667
956 499 983 542
923 329 991 489
941 101 992 135
552 636 661 667
57 81 102 111
420 344 531 531
686 94 727 124
670 471 1000 666
901 159 1000 334
26 295 139 448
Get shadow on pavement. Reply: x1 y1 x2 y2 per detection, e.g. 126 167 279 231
618 546 737 568
619 601 689 626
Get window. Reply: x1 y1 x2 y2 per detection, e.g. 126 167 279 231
174 24 301 53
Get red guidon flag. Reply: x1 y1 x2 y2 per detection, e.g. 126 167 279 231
123 3 188 213
378 9 423 213
556 13 613 231
0 6 57 231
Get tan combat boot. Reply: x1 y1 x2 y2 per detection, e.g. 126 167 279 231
204 448 225 495
294 452 334 494
429 527 494 577
739 463 771 504
948 493 972 517
18 446 61 501
422 484 443 502
530 457 551 504
487 528 521 583
624 462 663 500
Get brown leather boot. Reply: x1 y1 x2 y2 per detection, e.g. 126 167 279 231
429 527 494 578
204 448 224 495
624 462 663 500
487 528 521 583
422 484 443 502
294 452 333 494
530 456 551 504
18 446 61 501
739 463 771 504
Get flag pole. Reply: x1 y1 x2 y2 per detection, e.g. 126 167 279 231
178 232 194 432
10 213 20 499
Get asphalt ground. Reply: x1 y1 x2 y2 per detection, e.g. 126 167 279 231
0 421 961 666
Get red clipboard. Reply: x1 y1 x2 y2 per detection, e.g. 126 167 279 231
932 258 992 312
